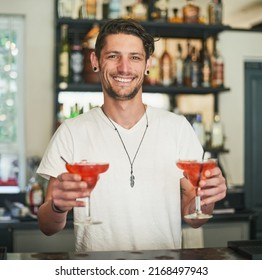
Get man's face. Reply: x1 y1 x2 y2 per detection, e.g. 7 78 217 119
98 34 149 101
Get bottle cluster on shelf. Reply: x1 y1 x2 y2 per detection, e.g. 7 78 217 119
189 112 225 150
57 0 223 25
58 23 101 89
145 39 224 88
56 101 97 128
58 22 224 89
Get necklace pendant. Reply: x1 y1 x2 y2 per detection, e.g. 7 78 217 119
130 174 135 188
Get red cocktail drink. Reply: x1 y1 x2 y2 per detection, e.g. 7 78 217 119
65 160 109 224
176 160 217 187
65 161 109 191
176 159 217 219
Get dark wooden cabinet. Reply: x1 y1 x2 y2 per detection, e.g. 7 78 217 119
0 228 13 252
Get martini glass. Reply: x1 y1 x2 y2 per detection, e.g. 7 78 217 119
65 160 109 225
176 158 217 219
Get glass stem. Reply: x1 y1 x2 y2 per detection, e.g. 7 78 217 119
87 196 91 221
195 187 202 214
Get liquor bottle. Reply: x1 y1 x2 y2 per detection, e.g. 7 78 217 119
26 178 44 215
211 113 224 148
123 5 132 19
26 157 44 216
183 41 192 86
132 0 147 21
108 0 121 19
56 103 66 128
59 24 70 89
174 43 183 86
201 41 212 87
190 46 200 88
69 103 80 119
208 0 223 24
160 40 173 86
70 34 84 83
102 0 109 19
182 0 200 24
169 8 183 23
192 114 206 147
81 0 97 19
212 43 224 87
151 0 168 22
57 0 73 18
144 54 160 85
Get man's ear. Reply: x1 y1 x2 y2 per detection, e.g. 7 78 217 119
145 56 152 73
90 51 99 71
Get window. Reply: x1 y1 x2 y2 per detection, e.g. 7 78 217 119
0 15 25 193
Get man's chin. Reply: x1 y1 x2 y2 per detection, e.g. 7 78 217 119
106 87 141 101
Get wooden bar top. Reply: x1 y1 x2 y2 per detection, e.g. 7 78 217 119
7 247 246 260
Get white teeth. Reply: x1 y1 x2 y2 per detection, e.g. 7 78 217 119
114 77 132 83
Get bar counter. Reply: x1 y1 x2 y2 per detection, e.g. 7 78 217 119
6 247 247 260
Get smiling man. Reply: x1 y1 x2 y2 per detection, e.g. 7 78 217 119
37 19 226 253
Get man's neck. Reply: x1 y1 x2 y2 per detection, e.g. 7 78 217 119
102 99 146 129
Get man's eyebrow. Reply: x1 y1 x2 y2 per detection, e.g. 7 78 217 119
104 51 144 55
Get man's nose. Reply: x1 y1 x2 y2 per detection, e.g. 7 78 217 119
117 57 130 73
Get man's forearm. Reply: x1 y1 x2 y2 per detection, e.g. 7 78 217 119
37 199 68 236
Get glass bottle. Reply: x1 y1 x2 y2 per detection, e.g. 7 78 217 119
59 24 70 89
208 0 223 24
212 43 224 87
57 0 73 18
108 0 121 19
151 0 168 22
192 114 206 147
144 53 160 85
182 0 200 24
132 0 147 21
81 0 97 19
56 103 66 129
190 46 200 88
160 40 173 86
26 157 44 216
174 43 183 86
102 0 109 19
169 8 183 23
201 41 212 87
211 113 224 148
69 103 80 119
183 41 192 86
70 33 84 83
123 5 132 19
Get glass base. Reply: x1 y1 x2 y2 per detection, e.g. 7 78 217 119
184 212 213 220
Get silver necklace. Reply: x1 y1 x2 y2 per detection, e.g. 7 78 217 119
102 105 149 188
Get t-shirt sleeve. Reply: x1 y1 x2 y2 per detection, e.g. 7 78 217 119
36 122 74 180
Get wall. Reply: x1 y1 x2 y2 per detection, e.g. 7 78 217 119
219 31 262 186
1 0 55 157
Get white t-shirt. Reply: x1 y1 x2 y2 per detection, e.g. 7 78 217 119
37 106 203 252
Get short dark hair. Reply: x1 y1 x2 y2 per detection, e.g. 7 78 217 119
95 18 155 60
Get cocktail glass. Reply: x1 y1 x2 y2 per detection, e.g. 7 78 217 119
176 158 217 219
65 160 109 224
